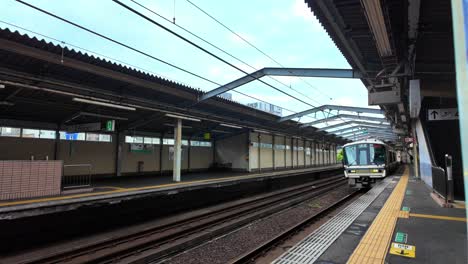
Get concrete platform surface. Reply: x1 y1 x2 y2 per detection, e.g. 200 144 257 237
289 165 466 264
0 164 341 217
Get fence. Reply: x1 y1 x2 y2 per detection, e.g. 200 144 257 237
62 164 92 189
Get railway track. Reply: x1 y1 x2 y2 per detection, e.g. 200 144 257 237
15 175 347 264
230 190 360 264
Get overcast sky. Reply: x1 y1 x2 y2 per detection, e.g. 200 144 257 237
1 0 376 125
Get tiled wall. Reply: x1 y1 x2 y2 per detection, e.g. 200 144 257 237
0 160 62 200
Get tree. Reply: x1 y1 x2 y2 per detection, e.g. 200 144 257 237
337 149 344 162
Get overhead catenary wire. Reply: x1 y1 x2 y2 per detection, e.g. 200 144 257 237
184 0 335 102
129 0 324 107
13 0 353 131
112 0 318 108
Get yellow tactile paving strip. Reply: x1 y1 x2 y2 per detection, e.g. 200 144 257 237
0 165 339 208
347 167 409 264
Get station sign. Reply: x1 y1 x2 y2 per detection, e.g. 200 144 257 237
428 108 459 121
65 122 101 133
389 242 416 258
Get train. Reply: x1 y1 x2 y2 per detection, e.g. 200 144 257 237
342 139 399 188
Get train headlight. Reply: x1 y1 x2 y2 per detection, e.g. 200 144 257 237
372 169 379 173
349 170 356 173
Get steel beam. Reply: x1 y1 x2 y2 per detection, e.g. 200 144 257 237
318 120 391 131
330 125 392 134
300 114 387 127
199 68 362 101
278 105 384 122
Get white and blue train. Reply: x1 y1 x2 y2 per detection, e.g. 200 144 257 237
342 139 399 188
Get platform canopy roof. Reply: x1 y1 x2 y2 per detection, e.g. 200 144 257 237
0 28 349 144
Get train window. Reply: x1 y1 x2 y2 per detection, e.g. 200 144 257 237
370 144 386 165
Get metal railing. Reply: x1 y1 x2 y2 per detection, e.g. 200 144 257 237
62 164 92 189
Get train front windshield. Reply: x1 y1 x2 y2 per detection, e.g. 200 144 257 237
343 143 386 166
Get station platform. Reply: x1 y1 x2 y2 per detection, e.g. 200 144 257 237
274 165 467 264
0 164 341 219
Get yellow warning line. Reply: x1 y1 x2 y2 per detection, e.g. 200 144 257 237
0 166 336 207
409 213 467 222
347 167 409 264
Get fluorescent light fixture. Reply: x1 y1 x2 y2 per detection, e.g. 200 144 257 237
211 129 230 133
80 112 128 121
163 123 193 128
165 113 201 122
73 97 136 111
361 0 392 56
220 123 242 129
253 129 271 134
0 84 5 89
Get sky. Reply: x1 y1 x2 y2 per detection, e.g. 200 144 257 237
1 0 375 127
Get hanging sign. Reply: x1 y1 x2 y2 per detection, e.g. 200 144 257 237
428 108 459 121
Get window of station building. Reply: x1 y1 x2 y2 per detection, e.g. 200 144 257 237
22 128 40 138
0 127 21 137
275 144 285 150
306 147 311 155
260 143 273 149
126 136 160 144
163 138 175 145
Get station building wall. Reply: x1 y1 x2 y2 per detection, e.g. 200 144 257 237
274 136 286 168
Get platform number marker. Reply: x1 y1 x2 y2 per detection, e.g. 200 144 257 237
395 232 408 243
389 242 416 258
402 206 410 212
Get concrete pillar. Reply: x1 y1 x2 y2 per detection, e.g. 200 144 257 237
302 139 307 167
258 133 261 171
272 135 276 170
284 135 287 168
188 137 192 172
115 132 124 176
54 129 60 160
173 119 182 182
159 134 163 175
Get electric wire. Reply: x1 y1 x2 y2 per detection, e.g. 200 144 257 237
184 0 335 101
112 0 317 108
130 0 324 107
13 0 352 133
0 20 299 115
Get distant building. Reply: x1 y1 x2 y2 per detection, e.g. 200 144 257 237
247 102 283 116
219 92 233 100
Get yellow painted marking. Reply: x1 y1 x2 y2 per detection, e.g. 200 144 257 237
409 213 467 222
389 243 416 258
347 167 409 264
0 166 337 207
102 186 128 190
452 200 466 209
398 210 409 219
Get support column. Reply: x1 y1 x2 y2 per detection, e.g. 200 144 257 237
258 133 261 172
54 129 60 160
159 133 164 175
272 135 276 170
303 140 306 167
291 138 295 168
284 135 287 168
173 119 182 182
188 137 192 172
115 131 124 176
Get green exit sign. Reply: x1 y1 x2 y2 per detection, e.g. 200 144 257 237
105 120 115 132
